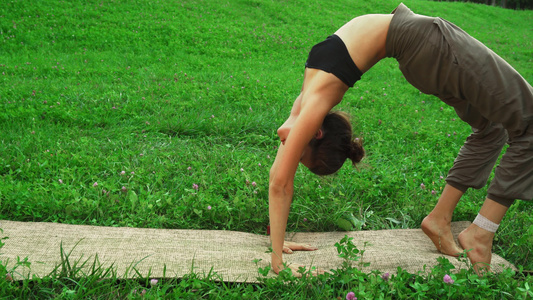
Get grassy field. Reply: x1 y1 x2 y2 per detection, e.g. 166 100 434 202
1 0 532 298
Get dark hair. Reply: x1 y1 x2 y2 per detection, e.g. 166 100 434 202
309 111 365 175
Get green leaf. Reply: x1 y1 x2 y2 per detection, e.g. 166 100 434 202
336 218 353 231
129 191 138 211
386 217 402 224
347 213 365 230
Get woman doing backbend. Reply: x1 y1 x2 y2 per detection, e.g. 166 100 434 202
269 3 532 275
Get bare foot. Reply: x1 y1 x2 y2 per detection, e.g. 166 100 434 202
458 225 493 274
421 215 463 256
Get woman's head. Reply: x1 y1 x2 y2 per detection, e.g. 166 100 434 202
307 111 365 175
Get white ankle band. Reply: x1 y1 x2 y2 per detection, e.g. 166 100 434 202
473 214 499 233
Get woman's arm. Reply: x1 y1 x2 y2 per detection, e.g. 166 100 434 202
268 71 347 274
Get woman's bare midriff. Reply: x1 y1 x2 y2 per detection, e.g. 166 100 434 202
334 14 393 73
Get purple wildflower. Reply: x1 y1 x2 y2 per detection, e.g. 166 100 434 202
443 274 454 284
381 272 390 281
346 291 357 300
150 278 158 286
192 183 199 190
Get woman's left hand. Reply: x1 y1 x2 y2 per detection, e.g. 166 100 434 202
283 241 318 254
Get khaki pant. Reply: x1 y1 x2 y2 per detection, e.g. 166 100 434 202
385 4 533 206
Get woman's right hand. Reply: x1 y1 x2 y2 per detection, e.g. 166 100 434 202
282 241 318 254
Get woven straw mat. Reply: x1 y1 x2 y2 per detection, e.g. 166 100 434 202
0 220 515 282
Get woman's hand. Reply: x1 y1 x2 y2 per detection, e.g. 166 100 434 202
282 241 318 254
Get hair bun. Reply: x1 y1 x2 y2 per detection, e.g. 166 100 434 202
348 138 365 164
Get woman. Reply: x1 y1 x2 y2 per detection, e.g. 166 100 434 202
269 3 532 275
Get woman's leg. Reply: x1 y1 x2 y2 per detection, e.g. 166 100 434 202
459 126 533 273
422 122 508 256
444 122 508 191
421 184 464 256
458 199 509 273
486 125 533 206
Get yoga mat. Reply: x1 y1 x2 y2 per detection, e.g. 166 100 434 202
0 220 515 282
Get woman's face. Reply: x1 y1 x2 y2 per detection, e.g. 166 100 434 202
299 146 314 169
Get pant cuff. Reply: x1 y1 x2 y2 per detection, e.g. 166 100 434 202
487 193 515 208
446 180 469 193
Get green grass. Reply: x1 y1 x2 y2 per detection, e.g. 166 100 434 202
1 0 532 298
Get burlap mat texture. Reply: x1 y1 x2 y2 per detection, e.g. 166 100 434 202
0 220 515 282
